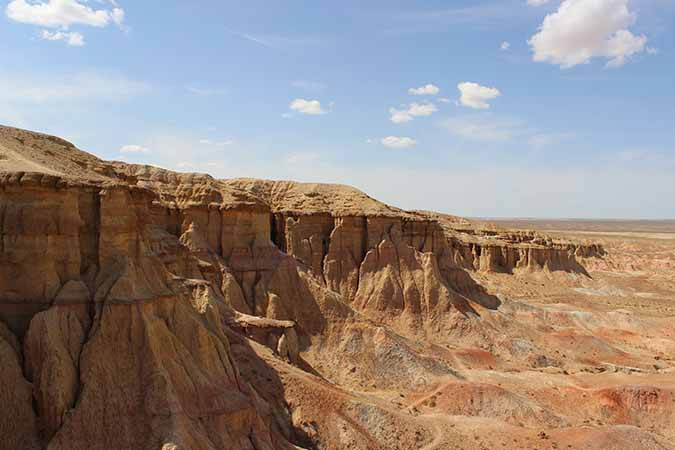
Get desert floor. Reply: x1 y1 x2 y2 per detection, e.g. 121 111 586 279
246 220 675 450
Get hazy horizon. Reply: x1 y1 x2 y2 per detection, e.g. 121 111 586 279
1 0 674 219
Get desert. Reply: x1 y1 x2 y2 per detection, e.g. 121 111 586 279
1 125 673 450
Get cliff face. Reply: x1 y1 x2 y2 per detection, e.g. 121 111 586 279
0 125 605 450
411 212 605 275
0 174 297 450
447 232 605 275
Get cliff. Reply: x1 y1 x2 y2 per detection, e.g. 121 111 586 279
0 125 605 450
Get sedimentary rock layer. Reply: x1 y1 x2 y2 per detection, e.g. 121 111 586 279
0 125 605 450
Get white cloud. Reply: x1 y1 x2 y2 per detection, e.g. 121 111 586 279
500 41 510 51
0 71 150 103
111 6 124 26
389 108 412 124
6 0 124 28
389 102 438 123
438 97 452 104
40 29 84 46
6 0 125 44
408 84 440 95
119 144 149 154
528 0 648 68
290 98 328 115
381 136 417 149
440 115 530 141
527 0 551 6
457 82 501 109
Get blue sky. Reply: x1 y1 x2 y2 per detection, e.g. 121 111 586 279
1 0 674 218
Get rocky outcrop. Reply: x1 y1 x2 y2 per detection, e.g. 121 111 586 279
419 212 606 274
0 125 606 450
0 173 92 337
229 313 300 365
447 237 601 274
0 173 297 449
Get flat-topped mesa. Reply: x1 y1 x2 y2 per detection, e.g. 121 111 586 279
417 210 606 274
446 229 606 274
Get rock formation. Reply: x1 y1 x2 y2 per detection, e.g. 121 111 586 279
0 125 618 450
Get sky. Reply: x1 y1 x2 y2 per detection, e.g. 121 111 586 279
1 0 674 219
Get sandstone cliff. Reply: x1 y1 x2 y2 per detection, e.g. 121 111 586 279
0 125 606 450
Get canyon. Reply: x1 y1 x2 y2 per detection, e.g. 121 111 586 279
1 125 673 450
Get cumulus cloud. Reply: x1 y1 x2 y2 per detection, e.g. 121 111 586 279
290 98 328 115
457 82 501 109
6 0 125 46
528 0 648 68
381 136 417 149
119 144 149 154
408 84 440 95
500 41 510 51
527 0 551 6
6 0 124 28
389 102 438 124
40 29 84 46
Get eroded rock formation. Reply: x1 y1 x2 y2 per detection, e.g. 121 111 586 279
0 125 608 450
